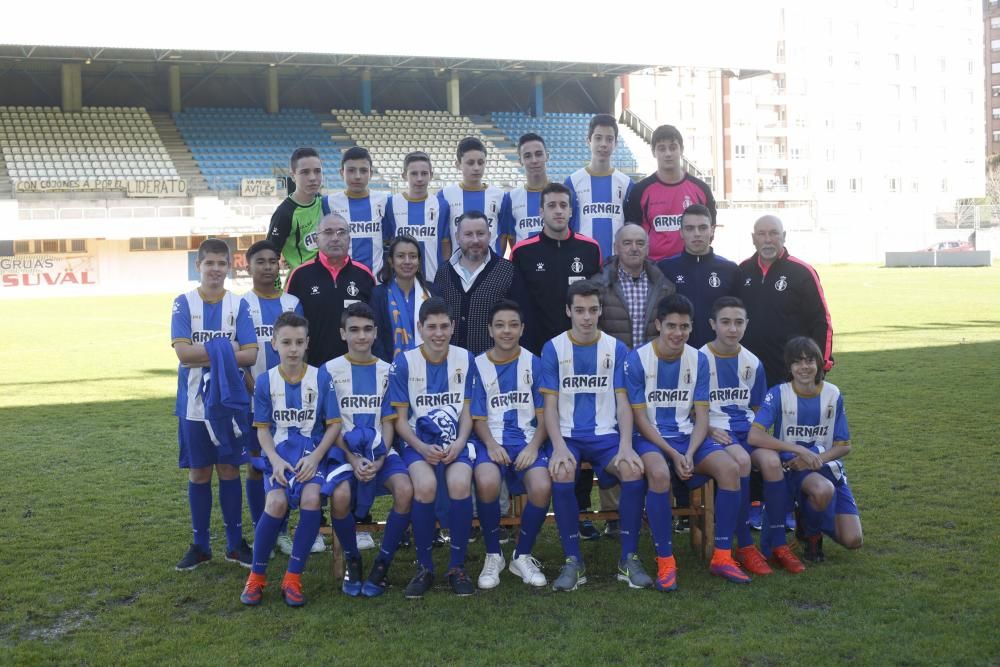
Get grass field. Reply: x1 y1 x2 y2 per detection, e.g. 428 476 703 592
1 264 999 665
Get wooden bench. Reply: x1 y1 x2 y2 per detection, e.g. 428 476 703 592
324 479 715 580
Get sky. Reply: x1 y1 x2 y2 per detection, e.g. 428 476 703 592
2 0 778 70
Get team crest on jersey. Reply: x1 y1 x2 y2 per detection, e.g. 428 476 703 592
603 353 612 370
346 281 360 297
523 368 532 386
743 365 752 381
826 404 834 420
376 203 383 217
683 195 693 209
775 276 788 292
305 388 316 405
490 200 497 214
536 262 545 272
617 184 623 199
684 368 692 384
708 272 721 288
571 258 584 274
310 285 320 295
382 373 390 393
429 209 436 222
455 367 463 385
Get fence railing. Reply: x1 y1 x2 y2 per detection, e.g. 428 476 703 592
19 204 195 220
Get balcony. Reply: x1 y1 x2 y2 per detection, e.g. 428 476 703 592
757 123 789 138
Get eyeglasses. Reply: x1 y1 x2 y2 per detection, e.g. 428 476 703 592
320 228 349 238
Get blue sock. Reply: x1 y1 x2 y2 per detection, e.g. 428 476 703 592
735 475 753 548
618 479 645 559
763 480 788 548
802 498 825 537
377 510 410 565
251 511 282 575
552 481 582 562
434 466 450 532
714 488 740 551
246 476 265 527
288 509 320 575
412 500 436 571
645 489 673 558
218 477 243 553
447 495 473 569
477 498 502 555
331 514 359 560
513 501 547 559
188 481 212 550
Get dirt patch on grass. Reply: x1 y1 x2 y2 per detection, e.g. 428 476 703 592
23 609 93 642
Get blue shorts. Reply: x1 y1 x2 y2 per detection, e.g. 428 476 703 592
473 440 551 495
721 429 751 454
264 469 325 510
245 420 261 455
564 434 620 489
787 467 858 537
178 418 247 469
633 434 726 490
400 441 475 469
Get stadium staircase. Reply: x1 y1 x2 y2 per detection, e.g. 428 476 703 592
149 112 210 196
490 111 644 183
174 108 351 193
331 109 523 189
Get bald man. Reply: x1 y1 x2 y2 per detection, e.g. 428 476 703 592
285 213 376 365
738 215 833 385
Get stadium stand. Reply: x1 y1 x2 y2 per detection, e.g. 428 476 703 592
491 111 642 182
333 109 523 189
0 105 179 184
173 108 351 192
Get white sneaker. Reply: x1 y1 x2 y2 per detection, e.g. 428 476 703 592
509 554 547 587
357 531 376 551
310 532 326 554
478 552 506 589
276 533 293 556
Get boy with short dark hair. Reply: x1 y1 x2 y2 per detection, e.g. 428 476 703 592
542 280 644 592
323 146 390 276
171 238 258 571
625 294 755 589
323 302 415 597
268 147 325 274
471 299 551 588
237 240 311 552
700 296 775 576
383 151 446 280
240 312 342 606
440 136 508 257
387 297 478 598
499 133 550 245
565 114 634 259
749 337 863 565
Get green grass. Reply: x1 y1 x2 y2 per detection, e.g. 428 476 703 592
1 265 999 665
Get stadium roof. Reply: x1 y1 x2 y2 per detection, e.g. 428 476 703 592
0 45 651 77
1 1 778 73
